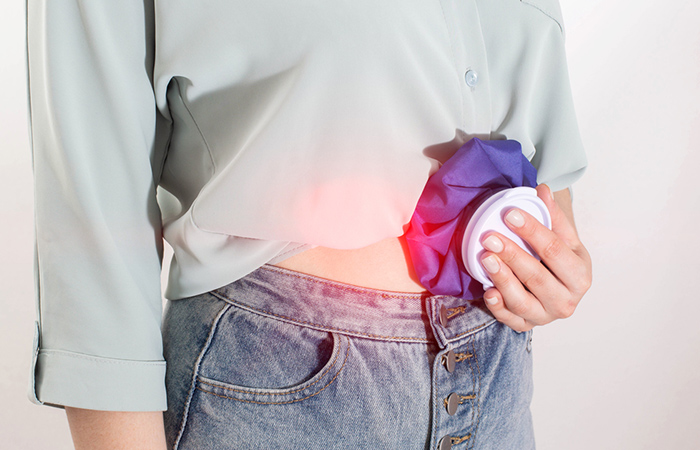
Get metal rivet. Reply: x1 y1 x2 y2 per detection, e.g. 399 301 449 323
444 350 456 373
446 392 460 415
464 69 479 87
439 435 453 450
439 305 449 328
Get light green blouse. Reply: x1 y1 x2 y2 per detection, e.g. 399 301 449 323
27 0 586 411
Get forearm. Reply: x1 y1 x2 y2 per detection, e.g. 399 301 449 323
65 407 167 450
553 187 576 232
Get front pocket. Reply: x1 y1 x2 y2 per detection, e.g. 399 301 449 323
194 302 349 404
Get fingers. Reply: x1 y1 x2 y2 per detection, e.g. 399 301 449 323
480 246 577 328
480 251 552 325
482 287 535 332
482 231 574 317
477 185 592 332
500 205 591 297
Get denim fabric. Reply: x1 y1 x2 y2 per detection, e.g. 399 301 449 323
162 265 534 450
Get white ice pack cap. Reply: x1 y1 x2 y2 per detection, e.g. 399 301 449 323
461 186 551 290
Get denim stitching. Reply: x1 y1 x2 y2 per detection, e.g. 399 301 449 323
211 291 430 343
448 319 497 343
196 335 346 396
194 344 349 405
173 303 231 450
431 348 439 450
466 336 476 450
468 336 482 450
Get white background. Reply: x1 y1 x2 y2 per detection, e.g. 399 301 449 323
2 1 699 448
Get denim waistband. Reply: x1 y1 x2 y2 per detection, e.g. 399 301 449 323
208 265 496 347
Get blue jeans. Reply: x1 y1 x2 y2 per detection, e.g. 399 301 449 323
162 265 535 449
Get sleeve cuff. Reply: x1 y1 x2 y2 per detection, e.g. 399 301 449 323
29 344 167 412
540 164 587 194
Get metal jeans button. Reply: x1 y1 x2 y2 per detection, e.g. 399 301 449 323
445 392 460 415
444 349 456 373
439 435 453 450
439 305 449 328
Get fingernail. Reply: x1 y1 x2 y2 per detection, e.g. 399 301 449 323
482 235 504 253
484 295 498 305
505 209 525 228
482 255 500 274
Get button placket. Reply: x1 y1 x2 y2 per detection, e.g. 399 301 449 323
436 300 478 449
431 296 485 450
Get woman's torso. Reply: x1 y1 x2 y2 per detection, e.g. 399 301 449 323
150 0 583 300
272 235 427 293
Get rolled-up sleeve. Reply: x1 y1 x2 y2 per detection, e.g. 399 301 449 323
26 0 170 411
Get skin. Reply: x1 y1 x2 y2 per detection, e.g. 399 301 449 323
63 186 591 449
64 407 167 450
479 185 592 331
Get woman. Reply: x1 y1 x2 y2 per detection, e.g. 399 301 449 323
26 0 591 448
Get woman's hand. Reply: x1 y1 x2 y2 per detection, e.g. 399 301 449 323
478 184 592 332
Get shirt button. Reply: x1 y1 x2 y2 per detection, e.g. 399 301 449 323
464 69 479 87
439 436 453 450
